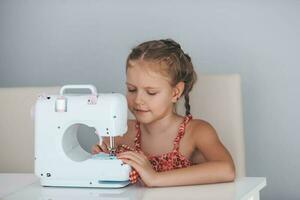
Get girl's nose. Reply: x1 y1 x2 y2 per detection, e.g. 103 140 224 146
134 92 144 105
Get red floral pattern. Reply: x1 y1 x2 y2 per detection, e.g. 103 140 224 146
116 115 193 184
136 115 193 172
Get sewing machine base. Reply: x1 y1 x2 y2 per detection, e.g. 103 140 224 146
40 179 130 188
36 154 132 188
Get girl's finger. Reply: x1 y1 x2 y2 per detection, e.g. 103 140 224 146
117 151 144 165
91 143 109 154
120 158 142 172
118 152 143 165
137 151 148 159
91 145 101 154
98 143 109 153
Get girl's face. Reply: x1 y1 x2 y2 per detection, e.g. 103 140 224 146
126 59 177 124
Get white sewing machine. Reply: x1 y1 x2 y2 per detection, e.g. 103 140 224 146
34 85 131 188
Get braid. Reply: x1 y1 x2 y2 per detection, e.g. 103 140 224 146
159 39 181 49
158 39 196 116
184 53 191 62
184 94 191 116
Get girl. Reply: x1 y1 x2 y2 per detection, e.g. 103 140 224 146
92 39 235 187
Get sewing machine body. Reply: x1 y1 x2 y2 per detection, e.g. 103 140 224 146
34 85 131 188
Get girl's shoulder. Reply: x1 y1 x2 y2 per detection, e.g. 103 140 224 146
187 118 218 141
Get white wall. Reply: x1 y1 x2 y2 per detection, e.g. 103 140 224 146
0 0 299 199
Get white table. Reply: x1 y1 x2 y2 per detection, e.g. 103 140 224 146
0 173 266 200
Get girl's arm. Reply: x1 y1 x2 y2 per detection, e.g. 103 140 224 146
117 120 235 187
153 161 235 187
153 120 235 187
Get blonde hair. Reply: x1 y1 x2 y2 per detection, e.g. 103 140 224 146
126 39 197 116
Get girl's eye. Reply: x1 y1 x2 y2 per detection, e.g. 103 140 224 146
127 88 157 95
127 89 136 93
147 91 157 96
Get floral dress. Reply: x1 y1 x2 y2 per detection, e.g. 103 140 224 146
116 114 193 184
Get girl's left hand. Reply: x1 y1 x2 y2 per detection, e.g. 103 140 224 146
117 151 158 187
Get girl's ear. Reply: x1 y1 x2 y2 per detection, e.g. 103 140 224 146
172 81 185 102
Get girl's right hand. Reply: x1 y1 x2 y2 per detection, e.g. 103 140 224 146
91 141 110 154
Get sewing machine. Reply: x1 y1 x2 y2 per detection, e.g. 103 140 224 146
34 85 131 188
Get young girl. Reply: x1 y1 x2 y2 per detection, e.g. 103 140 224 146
91 39 235 187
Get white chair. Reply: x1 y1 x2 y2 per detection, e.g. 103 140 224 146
177 74 246 177
0 74 245 177
0 87 60 173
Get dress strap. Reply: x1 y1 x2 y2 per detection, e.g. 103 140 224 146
173 114 193 151
134 121 142 151
134 115 193 152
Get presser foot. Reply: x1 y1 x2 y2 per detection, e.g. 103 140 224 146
108 147 117 157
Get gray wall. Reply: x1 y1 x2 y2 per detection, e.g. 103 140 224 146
0 0 299 199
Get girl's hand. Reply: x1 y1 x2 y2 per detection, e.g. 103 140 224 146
117 151 158 187
90 142 109 154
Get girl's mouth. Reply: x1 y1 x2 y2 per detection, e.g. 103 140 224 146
134 108 150 113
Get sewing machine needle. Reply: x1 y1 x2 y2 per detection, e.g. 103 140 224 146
109 136 116 156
